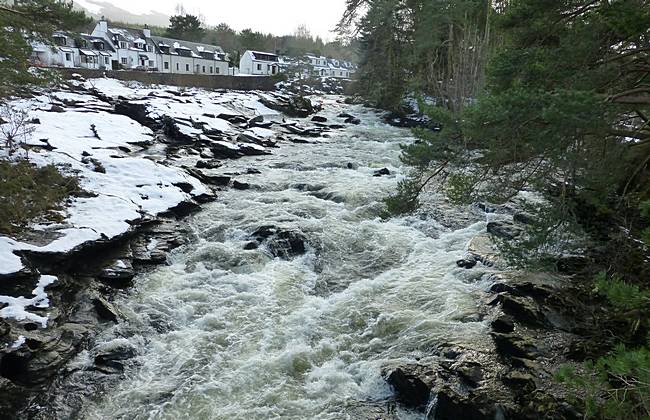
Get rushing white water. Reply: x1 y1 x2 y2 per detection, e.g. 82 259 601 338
75 97 494 420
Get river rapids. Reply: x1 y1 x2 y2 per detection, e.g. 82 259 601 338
44 97 495 419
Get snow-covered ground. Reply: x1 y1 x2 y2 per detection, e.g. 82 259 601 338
0 78 283 284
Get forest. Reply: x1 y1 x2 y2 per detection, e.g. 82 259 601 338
343 0 650 417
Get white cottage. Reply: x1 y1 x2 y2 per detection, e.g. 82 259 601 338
30 32 76 68
239 51 280 75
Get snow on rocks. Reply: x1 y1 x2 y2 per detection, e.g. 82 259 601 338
0 77 332 279
0 275 57 328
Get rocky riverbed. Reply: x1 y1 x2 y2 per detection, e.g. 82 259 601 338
0 77 594 419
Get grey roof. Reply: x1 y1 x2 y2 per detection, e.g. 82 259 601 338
150 35 226 60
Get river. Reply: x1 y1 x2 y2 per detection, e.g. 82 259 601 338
48 96 493 419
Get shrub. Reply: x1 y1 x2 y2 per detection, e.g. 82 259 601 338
0 160 80 235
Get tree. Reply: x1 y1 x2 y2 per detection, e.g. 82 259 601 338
166 13 205 42
0 0 90 98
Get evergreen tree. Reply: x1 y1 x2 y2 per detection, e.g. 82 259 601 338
166 13 205 42
0 0 90 98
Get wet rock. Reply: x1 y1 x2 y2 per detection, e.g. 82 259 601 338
252 226 307 259
94 340 137 374
329 124 346 129
513 212 536 225
384 112 436 129
164 200 201 218
260 95 316 118
486 221 523 240
248 115 264 127
498 294 544 326
233 180 250 190
385 368 430 408
491 315 515 333
195 160 223 170
373 168 390 177
491 332 538 360
345 116 361 125
311 115 328 123
456 362 483 388
347 162 359 170
49 105 65 113
216 113 247 124
98 260 135 288
186 168 231 186
433 388 497 420
172 182 194 194
243 242 259 250
246 168 261 174
456 258 478 269
114 101 151 126
92 296 120 323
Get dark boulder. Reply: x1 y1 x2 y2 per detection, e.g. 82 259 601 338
172 182 194 194
385 368 430 408
243 242 259 250
491 315 515 333
373 168 390 177
93 296 120 323
114 101 152 126
233 180 250 190
196 160 223 170
456 258 478 269
344 116 361 125
311 115 328 123
252 226 308 259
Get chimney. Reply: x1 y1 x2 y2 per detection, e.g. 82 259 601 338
143 24 151 39
98 16 108 34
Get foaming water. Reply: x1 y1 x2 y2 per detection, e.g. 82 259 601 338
76 97 492 420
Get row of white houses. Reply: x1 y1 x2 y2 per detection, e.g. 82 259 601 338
30 20 357 79
237 52 357 78
31 20 233 76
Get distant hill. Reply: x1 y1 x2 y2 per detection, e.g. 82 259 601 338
73 0 171 28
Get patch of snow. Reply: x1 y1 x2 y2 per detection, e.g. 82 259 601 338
10 336 26 349
247 127 274 138
0 275 57 328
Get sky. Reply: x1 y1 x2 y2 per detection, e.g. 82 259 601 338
82 0 349 41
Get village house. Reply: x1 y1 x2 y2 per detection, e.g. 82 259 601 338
239 51 280 75
150 36 229 76
31 19 231 76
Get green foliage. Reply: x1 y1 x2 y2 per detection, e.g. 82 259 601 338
557 346 650 419
0 0 91 98
166 14 205 42
0 160 80 235
595 272 650 312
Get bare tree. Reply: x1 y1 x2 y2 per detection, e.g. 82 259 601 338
0 104 36 156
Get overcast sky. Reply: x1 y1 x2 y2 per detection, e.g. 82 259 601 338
90 0 349 40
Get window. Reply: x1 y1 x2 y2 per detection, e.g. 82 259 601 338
119 41 127 49
149 60 154 67
176 63 179 70
105 57 109 65
146 45 152 52
186 63 190 71
202 65 205 73
65 53 71 61
216 67 219 74
164 62 169 70
209 66 213 73
121 57 127 65
256 63 262 71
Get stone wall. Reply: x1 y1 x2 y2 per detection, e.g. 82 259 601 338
57 68 276 91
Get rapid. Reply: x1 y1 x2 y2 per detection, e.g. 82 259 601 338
59 97 494 419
